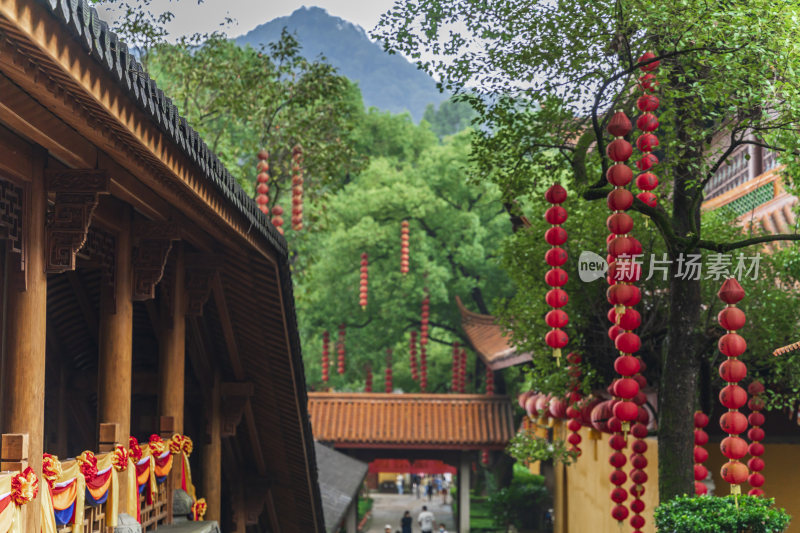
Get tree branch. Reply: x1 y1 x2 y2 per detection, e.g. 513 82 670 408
694 232 800 253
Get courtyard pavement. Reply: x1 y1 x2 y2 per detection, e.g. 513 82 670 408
364 491 457 533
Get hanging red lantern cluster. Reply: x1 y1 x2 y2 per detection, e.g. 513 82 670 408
359 253 368 309
565 352 583 456
693 411 710 495
747 380 766 496
605 109 644 528
420 290 430 347
634 51 661 208
401 221 410 274
485 366 494 395
717 277 749 494
321 330 330 383
365 366 373 393
291 145 304 231
337 323 346 375
271 204 285 235
480 450 489 466
385 348 393 393
452 342 461 392
409 331 419 381
461 347 468 392
544 183 569 365
420 343 428 392
256 150 270 216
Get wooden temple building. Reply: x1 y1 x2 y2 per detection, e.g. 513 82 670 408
0 0 323 531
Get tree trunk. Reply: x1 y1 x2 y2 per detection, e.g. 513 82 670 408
658 274 701 500
658 89 705 500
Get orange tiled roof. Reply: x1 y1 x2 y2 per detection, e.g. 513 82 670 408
307 393 515 450
456 296 532 370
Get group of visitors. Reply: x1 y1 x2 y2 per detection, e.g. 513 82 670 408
404 474 450 504
384 507 447 533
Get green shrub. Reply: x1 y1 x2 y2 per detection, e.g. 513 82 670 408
654 495 791 533
488 464 550 530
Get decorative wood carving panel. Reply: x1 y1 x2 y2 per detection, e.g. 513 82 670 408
45 169 109 273
132 220 179 301
0 178 25 289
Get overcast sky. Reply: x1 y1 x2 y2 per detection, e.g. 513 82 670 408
146 0 397 40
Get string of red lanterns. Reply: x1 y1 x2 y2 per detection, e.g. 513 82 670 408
693 411 710 495
485 366 494 395
271 204 285 235
459 347 468 393
365 366 373 393
409 331 419 382
337 323 346 375
401 221 410 275
385 348 393 393
747 381 766 495
420 290 430 348
605 108 641 528
321 330 330 384
359 253 369 310
634 51 661 208
420 343 428 392
291 145 304 231
452 342 461 392
255 150 270 216
565 352 583 456
717 277 749 496
544 183 569 366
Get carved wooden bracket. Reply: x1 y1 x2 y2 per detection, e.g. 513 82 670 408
0 178 26 290
219 382 254 437
45 170 109 274
185 254 223 316
132 220 179 301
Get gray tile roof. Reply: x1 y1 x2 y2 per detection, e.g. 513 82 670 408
314 442 368 533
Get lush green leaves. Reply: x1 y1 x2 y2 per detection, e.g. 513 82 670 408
654 495 791 533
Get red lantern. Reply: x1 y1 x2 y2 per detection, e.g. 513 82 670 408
545 184 567 204
359 252 369 309
400 220 410 275
635 173 659 191
716 278 750 495
546 289 569 308
545 309 569 328
337 324 346 375
747 380 766 495
635 153 659 171
607 213 634 235
638 51 660 71
321 330 330 383
607 188 634 211
607 139 633 162
545 247 568 266
365 366 373 392
607 164 633 187
545 268 569 287
291 145 304 231
607 111 633 137
636 113 659 132
636 133 659 152
409 331 419 382
636 95 660 112
545 205 568 225
591 401 613 433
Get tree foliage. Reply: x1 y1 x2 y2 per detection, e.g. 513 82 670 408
376 0 800 500
293 129 514 392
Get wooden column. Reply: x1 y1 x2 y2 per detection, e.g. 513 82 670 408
2 161 47 532
202 374 222 522
159 243 186 433
97 206 133 440
458 452 471 533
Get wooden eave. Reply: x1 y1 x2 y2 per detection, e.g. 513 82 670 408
0 1 323 531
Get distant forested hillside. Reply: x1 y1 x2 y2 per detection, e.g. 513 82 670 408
234 6 448 121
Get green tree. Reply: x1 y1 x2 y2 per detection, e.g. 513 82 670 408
148 31 367 208
423 97 478 139
376 0 800 500
293 130 514 393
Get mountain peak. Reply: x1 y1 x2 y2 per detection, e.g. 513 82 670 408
234 6 446 121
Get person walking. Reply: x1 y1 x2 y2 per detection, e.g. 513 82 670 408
425 479 433 501
401 510 412 533
396 474 404 495
441 478 449 505
418 506 435 533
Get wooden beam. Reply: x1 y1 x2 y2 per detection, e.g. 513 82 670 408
186 316 213 391
158 244 186 433
211 273 266 476
66 271 99 346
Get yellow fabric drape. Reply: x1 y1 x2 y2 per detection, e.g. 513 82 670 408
52 462 85 532
182 453 196 500
0 474 16 533
95 453 119 528
40 485 57 533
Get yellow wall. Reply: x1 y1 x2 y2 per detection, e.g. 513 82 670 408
555 430 800 533
706 441 800 532
555 427 658 533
